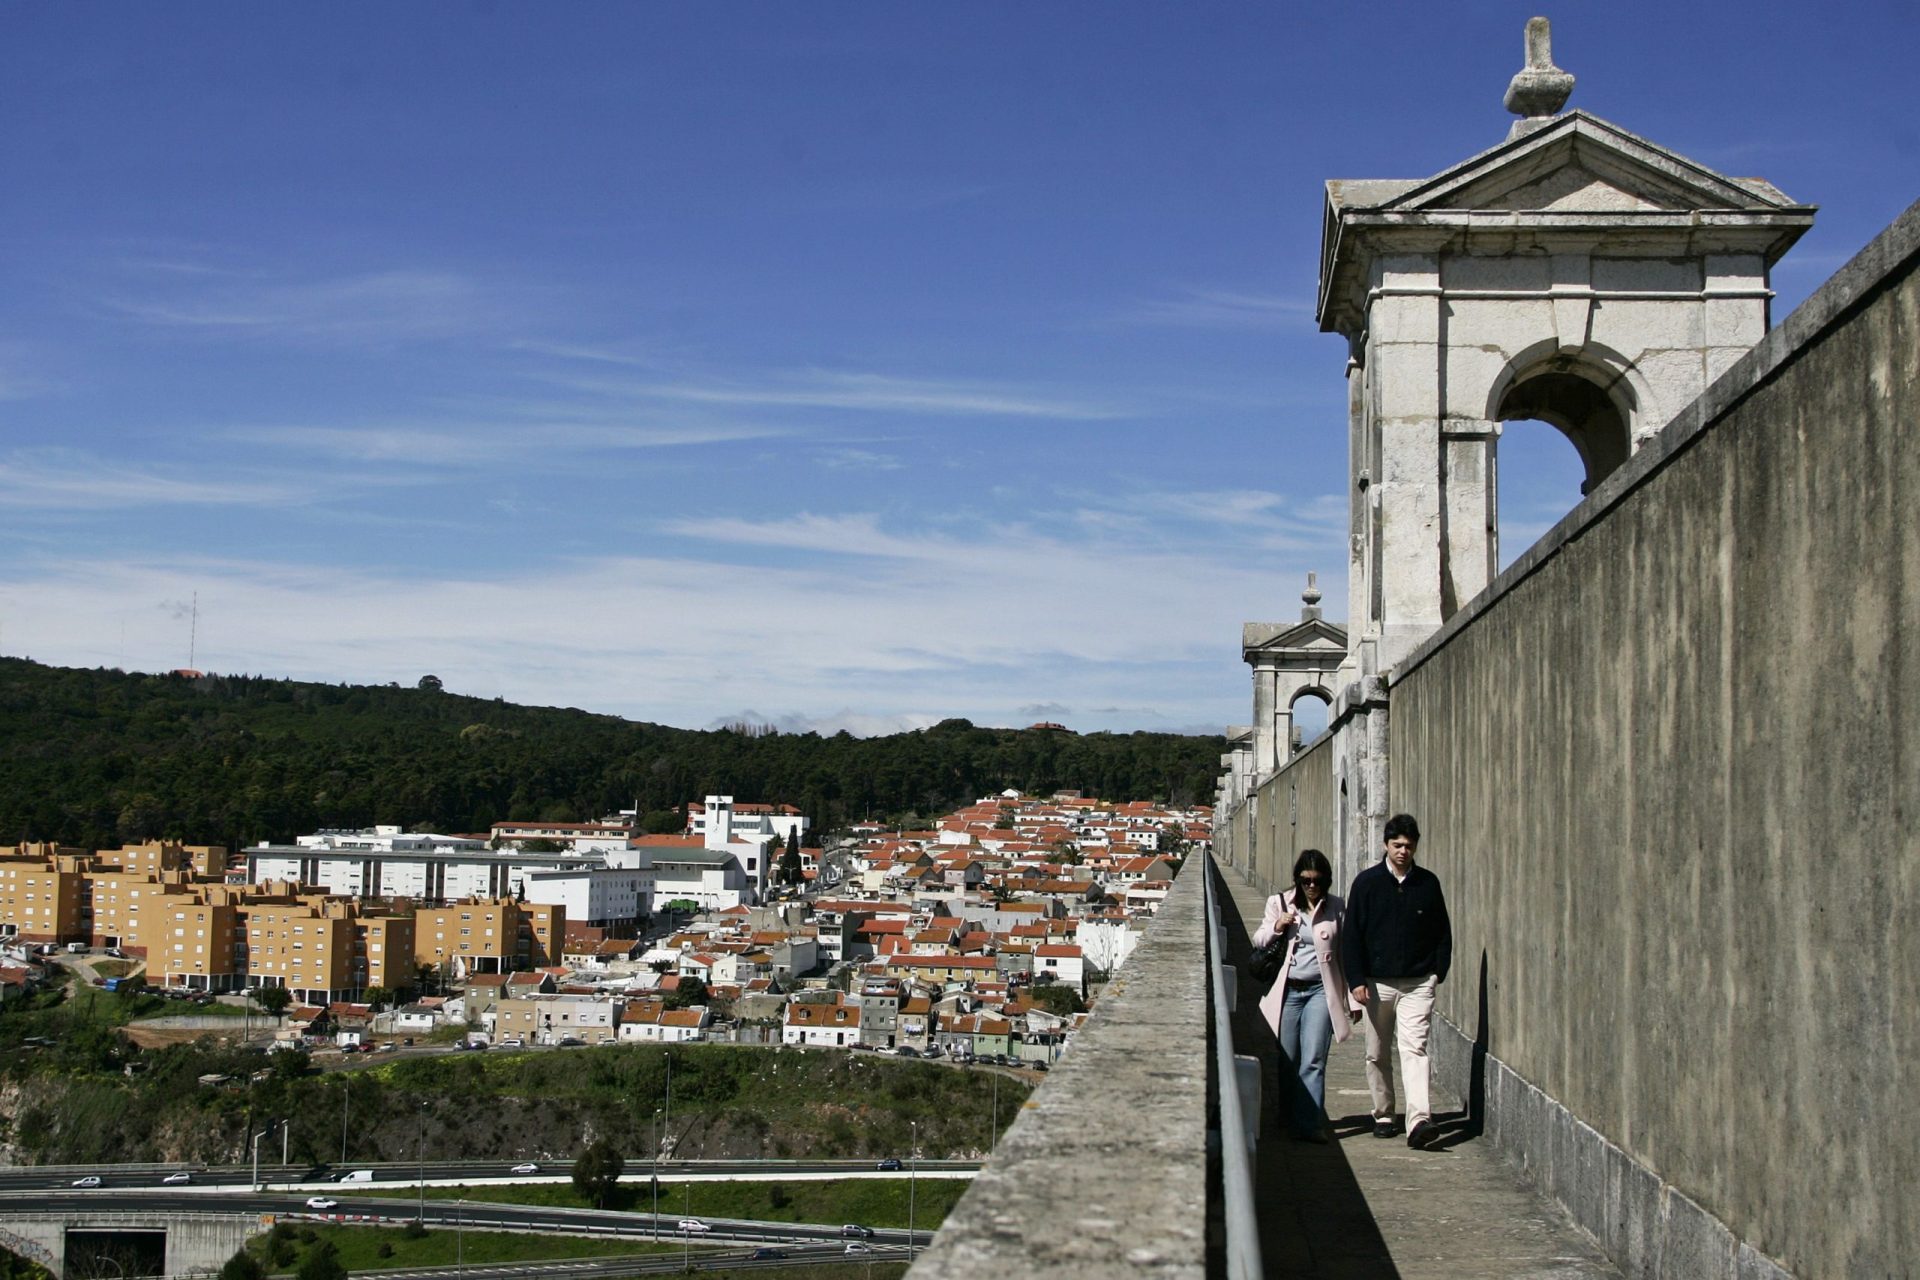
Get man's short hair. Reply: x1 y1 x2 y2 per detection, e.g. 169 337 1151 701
1383 813 1421 845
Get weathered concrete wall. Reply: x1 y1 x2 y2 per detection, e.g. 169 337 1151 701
1238 738 1334 897
0 1212 263 1278
1390 198 1920 1278
909 863 1208 1278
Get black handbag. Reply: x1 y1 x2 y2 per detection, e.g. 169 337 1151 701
1247 933 1288 985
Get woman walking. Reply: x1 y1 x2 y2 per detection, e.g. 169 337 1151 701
1253 848 1362 1141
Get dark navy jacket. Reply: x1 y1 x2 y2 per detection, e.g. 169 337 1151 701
1340 860 1452 988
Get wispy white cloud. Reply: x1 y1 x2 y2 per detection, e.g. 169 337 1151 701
530 362 1130 421
816 447 904 471
101 267 506 343
0 451 295 510
0 506 1332 733
1113 288 1315 330
228 419 786 466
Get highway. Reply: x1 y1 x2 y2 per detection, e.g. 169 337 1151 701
0 1156 978 1193
0 1188 931 1254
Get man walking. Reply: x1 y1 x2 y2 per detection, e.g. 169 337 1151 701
1342 813 1452 1149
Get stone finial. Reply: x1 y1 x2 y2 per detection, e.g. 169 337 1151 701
1301 572 1323 622
1503 17 1574 139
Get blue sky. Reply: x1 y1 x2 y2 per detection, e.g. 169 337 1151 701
2 3 1915 736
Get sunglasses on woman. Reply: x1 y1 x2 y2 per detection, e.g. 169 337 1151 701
1296 875 1326 887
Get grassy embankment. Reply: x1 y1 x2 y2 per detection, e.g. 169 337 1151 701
357 1175 972 1227
259 1222 902 1279
0 981 1029 1166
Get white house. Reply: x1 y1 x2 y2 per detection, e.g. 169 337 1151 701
782 996 862 1048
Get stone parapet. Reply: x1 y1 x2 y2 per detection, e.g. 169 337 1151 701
908 862 1208 1278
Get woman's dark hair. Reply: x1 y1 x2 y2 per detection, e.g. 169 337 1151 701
1292 848 1332 884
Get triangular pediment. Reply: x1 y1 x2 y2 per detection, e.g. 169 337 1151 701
1375 112 1802 216
1242 617 1349 654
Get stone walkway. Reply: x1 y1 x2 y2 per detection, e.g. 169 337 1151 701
1218 869 1621 1279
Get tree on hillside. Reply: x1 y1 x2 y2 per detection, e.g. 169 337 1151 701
572 1138 625 1209
363 985 392 1011
255 986 293 1018
417 674 443 692
295 1241 346 1280
778 830 802 886
217 1248 265 1280
664 976 709 1010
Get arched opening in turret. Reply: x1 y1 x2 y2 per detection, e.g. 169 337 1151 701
1494 361 1635 569
1289 688 1332 752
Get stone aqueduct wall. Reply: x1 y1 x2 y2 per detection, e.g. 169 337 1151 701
1392 199 1920 1278
1231 737 1334 901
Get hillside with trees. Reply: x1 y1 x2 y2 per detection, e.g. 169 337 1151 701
0 658 1222 849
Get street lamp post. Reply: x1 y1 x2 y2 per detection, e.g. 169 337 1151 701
416 1105 427 1222
991 1071 999 1155
909 1119 918 1259
651 1108 662 1243
682 1178 692 1272
340 1076 350 1163
250 1125 268 1192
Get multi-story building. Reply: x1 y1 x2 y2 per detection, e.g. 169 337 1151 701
414 898 563 978
0 846 91 944
495 993 623 1045
154 891 246 992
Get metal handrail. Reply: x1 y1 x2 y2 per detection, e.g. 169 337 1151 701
1204 857 1262 1279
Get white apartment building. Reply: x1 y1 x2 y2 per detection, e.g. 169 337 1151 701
685 796 808 846
516 866 652 930
247 827 596 902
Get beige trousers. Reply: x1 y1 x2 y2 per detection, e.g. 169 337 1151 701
1362 973 1437 1130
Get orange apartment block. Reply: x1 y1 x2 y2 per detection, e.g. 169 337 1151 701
0 848 91 944
87 869 203 953
414 898 564 977
154 896 245 991
100 840 228 880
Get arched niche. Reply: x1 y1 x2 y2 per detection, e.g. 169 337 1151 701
1288 687 1333 751
1495 360 1635 496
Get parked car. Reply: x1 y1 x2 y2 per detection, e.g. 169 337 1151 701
510 1162 540 1174
896 1046 920 1058
875 1158 902 1171
162 1172 192 1185
676 1218 709 1233
923 1045 943 1058
306 1197 339 1210
499 1037 525 1048
71 1176 102 1188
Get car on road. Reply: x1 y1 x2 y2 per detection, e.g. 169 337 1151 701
845 1242 875 1255
556 1036 585 1047
896 1046 920 1058
510 1163 540 1174
748 1248 787 1260
841 1224 875 1239
676 1218 709 1233
71 1176 102 1188
499 1037 524 1048
305 1197 338 1210
875 1158 902 1171
162 1172 192 1185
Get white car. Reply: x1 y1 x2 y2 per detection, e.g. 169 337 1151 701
305 1196 338 1210
677 1218 709 1233
162 1172 192 1185
499 1037 525 1048
71 1176 102 1188
845 1242 875 1255
510 1162 539 1174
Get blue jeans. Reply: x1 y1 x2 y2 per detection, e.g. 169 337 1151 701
1279 982 1333 1135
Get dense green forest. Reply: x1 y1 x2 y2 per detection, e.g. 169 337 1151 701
0 658 1222 849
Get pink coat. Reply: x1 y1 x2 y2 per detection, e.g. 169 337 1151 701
1252 889 1363 1044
